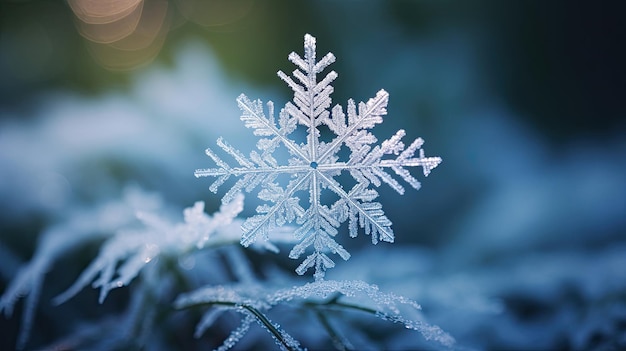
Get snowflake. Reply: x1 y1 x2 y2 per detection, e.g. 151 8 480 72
195 34 441 280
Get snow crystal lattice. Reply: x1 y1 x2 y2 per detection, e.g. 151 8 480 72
195 34 441 279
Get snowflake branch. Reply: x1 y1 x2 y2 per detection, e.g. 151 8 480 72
317 90 389 162
241 173 311 247
237 94 308 161
318 172 394 243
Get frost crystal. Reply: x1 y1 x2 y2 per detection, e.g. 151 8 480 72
196 34 441 279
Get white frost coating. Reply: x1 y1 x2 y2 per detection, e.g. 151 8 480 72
195 34 441 280
0 185 162 350
52 193 297 307
216 313 255 351
270 280 455 346
175 279 454 349
54 194 248 305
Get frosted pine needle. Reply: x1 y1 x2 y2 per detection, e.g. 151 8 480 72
196 34 441 280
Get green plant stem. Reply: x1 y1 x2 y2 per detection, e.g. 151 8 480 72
178 301 297 351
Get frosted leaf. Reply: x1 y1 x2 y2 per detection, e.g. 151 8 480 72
54 194 247 305
216 313 255 351
196 34 441 279
0 185 162 350
175 284 262 309
175 279 454 349
268 280 455 346
176 283 303 351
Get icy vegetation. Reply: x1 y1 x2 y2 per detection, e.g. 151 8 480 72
196 34 441 279
0 185 452 350
0 186 163 349
175 279 454 350
0 36 452 350
1 25 625 351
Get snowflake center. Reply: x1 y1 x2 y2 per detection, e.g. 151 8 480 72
310 161 318 169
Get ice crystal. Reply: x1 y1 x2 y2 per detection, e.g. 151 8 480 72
195 34 441 279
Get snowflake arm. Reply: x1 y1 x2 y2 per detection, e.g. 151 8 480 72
196 34 441 279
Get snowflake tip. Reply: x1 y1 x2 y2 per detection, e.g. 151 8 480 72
304 33 315 48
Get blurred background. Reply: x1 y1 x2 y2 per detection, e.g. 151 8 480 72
1 0 625 350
